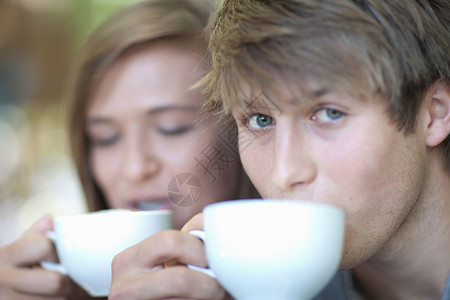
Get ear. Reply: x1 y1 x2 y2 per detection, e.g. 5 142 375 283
425 80 450 147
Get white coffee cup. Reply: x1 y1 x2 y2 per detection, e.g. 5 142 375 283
41 209 172 297
189 199 345 300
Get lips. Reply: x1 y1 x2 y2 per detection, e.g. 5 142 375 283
135 200 172 210
127 195 172 210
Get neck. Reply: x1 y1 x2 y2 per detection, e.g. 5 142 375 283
354 153 450 300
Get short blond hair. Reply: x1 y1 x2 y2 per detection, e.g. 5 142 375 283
202 0 450 170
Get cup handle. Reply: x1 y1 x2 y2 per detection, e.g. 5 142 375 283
40 231 68 275
187 230 216 278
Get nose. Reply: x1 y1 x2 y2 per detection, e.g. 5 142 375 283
123 134 160 182
270 122 317 192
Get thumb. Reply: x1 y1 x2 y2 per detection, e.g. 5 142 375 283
181 213 204 232
27 215 54 233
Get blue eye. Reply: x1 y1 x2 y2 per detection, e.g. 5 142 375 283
313 108 344 122
325 109 342 120
248 114 274 129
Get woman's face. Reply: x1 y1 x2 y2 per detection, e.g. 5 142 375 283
87 42 243 229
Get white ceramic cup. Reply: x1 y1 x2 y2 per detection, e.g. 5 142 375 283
41 209 172 297
189 199 345 300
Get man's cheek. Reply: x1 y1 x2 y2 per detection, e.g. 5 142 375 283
241 151 270 195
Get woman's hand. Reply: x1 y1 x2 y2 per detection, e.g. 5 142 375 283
109 213 229 300
0 216 94 300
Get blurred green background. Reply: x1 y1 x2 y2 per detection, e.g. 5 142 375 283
0 0 136 245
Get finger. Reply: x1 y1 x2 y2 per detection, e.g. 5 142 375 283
113 230 208 274
180 213 204 232
26 215 54 234
0 288 63 300
0 232 58 265
1 267 74 297
109 266 227 300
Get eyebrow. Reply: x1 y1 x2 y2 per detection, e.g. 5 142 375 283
282 88 330 105
237 87 330 110
87 105 199 125
146 105 199 115
312 88 329 98
87 118 112 125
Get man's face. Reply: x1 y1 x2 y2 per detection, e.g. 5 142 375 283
231 84 428 269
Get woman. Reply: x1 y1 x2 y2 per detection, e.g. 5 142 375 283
0 0 258 298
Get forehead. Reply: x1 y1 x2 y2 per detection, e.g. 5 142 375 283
88 43 205 115
230 76 367 112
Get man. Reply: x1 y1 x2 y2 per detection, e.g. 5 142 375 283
109 1 450 299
